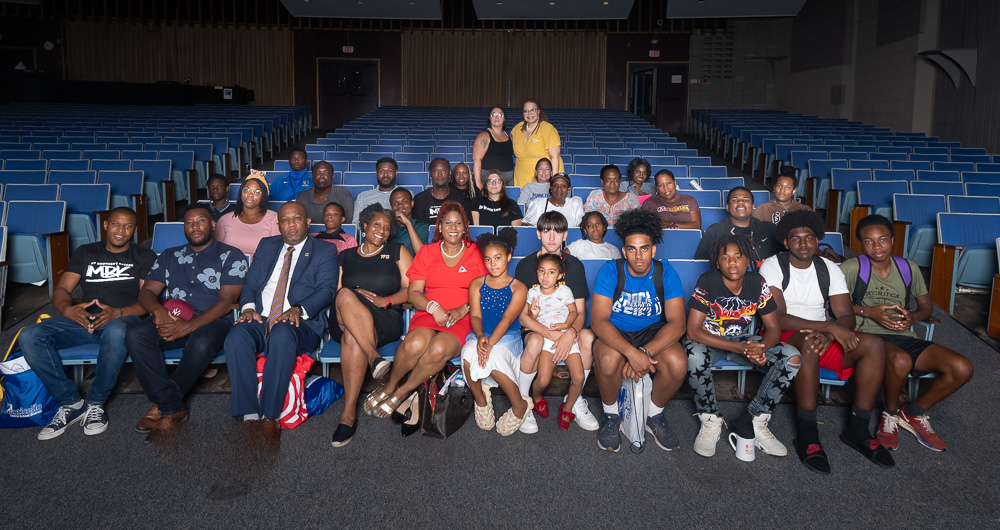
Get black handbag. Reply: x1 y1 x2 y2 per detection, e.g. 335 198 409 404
419 366 473 439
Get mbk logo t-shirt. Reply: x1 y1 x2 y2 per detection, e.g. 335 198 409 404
66 241 157 308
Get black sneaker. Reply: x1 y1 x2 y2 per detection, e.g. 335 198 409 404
597 413 622 453
37 404 86 441
645 412 680 451
83 403 108 436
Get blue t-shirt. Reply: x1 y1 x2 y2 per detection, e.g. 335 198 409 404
146 239 248 316
269 169 313 202
593 259 684 332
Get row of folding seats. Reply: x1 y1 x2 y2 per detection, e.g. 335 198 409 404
892 193 1000 267
827 169 1000 225
0 103 309 161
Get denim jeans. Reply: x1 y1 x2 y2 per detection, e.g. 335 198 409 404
684 337 801 416
125 316 230 415
19 314 141 407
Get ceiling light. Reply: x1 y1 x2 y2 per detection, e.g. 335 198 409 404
549 1 556 5
603 1 610 4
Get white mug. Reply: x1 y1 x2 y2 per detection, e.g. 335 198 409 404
728 432 756 462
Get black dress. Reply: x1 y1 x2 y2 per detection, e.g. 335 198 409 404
335 242 405 347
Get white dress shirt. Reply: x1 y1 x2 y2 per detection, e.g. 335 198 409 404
242 239 309 319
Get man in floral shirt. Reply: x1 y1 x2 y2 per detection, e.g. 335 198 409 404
126 204 247 440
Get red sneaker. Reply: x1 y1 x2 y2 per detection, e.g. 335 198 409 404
898 405 948 451
558 408 575 431
534 397 549 419
876 411 899 450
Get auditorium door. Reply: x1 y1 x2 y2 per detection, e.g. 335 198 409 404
627 62 688 134
317 58 380 130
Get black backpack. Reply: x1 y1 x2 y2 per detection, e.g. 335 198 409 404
775 251 831 312
612 259 667 323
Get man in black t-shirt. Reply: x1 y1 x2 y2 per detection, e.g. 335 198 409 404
412 158 472 224
21 207 156 441
694 186 781 267
513 211 598 434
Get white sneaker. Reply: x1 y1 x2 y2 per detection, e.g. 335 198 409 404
569 396 599 431
693 413 725 457
752 413 787 456
519 411 538 434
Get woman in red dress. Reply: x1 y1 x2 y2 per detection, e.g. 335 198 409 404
365 201 487 419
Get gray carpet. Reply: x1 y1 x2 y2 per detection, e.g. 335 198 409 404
1 306 998 528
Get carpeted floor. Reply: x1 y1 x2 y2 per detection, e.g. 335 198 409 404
1 304 998 528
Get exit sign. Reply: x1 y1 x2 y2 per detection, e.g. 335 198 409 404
342 46 355 53
649 50 660 58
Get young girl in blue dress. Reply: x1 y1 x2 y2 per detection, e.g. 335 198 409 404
461 228 532 436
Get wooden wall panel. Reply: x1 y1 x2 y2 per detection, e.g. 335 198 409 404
402 30 605 108
63 21 294 106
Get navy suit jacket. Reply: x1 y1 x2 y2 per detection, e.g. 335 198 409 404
240 235 338 339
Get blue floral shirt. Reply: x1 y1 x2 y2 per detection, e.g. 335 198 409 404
146 239 248 316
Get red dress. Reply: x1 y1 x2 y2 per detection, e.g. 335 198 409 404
407 241 487 340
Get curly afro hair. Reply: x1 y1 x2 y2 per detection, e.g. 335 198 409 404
774 209 826 242
614 208 663 245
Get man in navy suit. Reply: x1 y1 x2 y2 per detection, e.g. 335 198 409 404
224 202 338 444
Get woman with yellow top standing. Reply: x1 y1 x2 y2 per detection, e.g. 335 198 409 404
511 99 564 188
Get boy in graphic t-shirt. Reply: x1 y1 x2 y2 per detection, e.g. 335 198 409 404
843 215 972 452
590 209 688 453
684 235 800 459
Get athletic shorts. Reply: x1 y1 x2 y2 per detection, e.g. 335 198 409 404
780 329 856 381
617 321 667 350
876 334 935 374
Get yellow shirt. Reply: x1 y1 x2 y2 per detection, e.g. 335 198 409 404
511 120 564 187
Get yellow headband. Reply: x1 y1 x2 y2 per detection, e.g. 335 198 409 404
244 172 270 193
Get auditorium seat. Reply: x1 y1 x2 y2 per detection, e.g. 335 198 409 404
892 193 946 267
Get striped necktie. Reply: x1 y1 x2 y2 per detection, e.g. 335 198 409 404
266 246 295 332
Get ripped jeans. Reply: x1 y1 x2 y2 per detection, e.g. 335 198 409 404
684 337 801 417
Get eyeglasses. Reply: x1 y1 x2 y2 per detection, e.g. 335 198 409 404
522 108 539 114
486 179 503 185
490 112 504 118
242 188 262 196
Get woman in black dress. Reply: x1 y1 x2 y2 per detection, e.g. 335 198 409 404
331 204 413 447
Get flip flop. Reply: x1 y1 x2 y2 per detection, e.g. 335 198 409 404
363 384 389 416
793 438 831 475
839 434 896 468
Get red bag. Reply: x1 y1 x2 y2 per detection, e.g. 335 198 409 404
255 353 314 429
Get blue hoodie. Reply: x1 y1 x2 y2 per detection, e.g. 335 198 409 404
269 168 313 202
